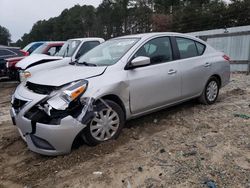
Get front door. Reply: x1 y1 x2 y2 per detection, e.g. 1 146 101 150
128 36 181 114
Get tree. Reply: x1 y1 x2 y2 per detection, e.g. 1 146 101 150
16 0 250 47
0 25 11 45
228 0 250 27
131 2 153 33
154 0 181 14
152 14 172 32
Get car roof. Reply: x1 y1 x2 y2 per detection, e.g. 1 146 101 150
43 41 65 44
68 38 104 42
0 45 20 49
116 32 205 43
29 41 47 44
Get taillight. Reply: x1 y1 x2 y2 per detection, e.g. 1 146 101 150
11 61 20 69
14 65 21 70
20 50 29 56
223 54 230 61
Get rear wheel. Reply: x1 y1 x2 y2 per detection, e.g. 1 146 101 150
83 100 125 146
199 77 220 105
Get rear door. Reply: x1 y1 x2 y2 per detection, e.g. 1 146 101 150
175 37 209 98
127 36 181 114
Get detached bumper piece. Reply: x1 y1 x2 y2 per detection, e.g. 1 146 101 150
11 84 95 155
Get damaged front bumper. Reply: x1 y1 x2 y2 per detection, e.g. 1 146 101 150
10 84 89 156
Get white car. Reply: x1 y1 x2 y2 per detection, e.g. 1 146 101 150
18 38 105 81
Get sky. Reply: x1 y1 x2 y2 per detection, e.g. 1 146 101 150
0 0 231 42
0 0 102 42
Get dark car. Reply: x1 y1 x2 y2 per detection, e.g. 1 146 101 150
0 46 24 78
6 41 64 80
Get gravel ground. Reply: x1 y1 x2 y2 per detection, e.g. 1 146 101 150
0 74 249 188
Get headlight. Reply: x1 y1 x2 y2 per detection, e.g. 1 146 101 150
24 71 31 78
19 71 31 82
46 80 88 111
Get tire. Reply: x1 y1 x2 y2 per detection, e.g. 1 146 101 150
199 77 220 105
83 100 125 146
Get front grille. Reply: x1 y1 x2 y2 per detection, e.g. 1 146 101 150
26 81 57 95
12 98 28 110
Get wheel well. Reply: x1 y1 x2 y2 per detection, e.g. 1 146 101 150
211 74 221 88
72 94 127 150
100 94 126 119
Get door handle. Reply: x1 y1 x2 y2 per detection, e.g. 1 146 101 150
168 69 177 75
204 62 211 67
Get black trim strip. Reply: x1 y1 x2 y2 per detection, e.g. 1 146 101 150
170 36 180 60
26 59 61 69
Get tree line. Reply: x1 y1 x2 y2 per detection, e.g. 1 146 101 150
1 0 249 47
0 25 11 45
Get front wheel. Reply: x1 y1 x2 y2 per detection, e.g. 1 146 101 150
199 77 220 105
83 100 125 146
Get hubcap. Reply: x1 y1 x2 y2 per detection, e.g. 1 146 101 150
206 81 218 102
90 108 120 141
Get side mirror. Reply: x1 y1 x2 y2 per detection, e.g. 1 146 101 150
130 56 150 68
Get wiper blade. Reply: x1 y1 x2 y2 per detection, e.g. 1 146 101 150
69 61 76 65
78 61 98 67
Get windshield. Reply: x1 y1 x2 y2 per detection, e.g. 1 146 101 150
57 40 81 57
78 38 139 66
32 43 48 54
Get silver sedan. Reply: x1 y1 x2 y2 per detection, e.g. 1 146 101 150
10 32 230 155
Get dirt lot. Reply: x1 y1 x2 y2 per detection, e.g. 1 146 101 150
0 74 249 188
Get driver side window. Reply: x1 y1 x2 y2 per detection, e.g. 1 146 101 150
134 37 173 65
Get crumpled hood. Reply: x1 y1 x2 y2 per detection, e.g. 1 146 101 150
27 65 107 86
16 54 63 69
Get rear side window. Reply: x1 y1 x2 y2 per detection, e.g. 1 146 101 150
134 37 173 64
196 42 206 55
176 37 201 59
76 41 100 59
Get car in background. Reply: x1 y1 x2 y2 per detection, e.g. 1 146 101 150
10 32 230 155
22 41 46 55
19 38 105 81
32 41 64 56
6 41 64 80
0 46 25 78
